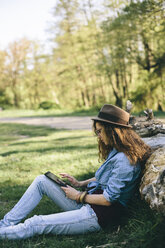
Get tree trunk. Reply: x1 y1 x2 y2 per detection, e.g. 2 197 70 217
140 145 165 216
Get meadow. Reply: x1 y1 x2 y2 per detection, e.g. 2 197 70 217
0 122 164 248
0 108 164 118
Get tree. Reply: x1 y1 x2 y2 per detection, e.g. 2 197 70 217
3 38 32 107
100 0 165 110
0 0 164 110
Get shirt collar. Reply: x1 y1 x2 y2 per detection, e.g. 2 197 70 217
107 148 118 160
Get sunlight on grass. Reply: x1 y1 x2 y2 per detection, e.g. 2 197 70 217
0 108 164 119
0 109 70 117
0 124 98 186
0 108 98 118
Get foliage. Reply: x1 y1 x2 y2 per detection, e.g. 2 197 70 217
39 101 60 110
0 123 164 247
0 0 164 111
0 89 12 109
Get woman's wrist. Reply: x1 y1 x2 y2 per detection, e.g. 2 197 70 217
78 181 84 187
76 191 88 203
78 178 96 188
76 192 81 203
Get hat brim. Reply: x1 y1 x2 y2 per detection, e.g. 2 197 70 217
91 117 132 128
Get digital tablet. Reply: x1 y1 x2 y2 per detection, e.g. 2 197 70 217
45 171 67 187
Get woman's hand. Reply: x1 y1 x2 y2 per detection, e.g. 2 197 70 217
61 185 79 201
61 186 111 206
59 173 80 187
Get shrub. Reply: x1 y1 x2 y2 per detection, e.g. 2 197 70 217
39 101 60 110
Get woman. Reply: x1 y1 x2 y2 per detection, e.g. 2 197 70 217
0 104 151 240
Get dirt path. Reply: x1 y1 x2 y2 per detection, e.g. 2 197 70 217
0 116 164 131
0 116 94 130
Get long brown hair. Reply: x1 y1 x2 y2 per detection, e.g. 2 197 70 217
93 120 151 165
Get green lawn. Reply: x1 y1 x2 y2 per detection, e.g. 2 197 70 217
0 123 164 248
0 108 164 118
0 108 98 118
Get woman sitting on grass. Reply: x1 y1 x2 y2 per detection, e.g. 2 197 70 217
0 104 151 240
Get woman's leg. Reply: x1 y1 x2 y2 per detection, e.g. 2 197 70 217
0 205 101 240
0 175 82 227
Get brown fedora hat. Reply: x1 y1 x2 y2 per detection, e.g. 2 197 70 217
92 104 132 128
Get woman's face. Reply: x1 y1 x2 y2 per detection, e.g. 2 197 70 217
95 122 109 145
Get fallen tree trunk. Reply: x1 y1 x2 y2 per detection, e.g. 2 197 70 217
139 145 165 216
130 117 165 137
140 134 165 216
126 102 165 215
143 134 165 149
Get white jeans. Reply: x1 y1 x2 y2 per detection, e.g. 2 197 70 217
0 175 101 240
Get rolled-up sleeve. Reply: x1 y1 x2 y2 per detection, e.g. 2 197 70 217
103 157 134 203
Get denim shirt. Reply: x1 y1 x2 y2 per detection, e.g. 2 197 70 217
87 148 141 207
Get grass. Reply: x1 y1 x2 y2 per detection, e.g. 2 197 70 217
0 123 164 248
0 108 98 118
0 108 164 118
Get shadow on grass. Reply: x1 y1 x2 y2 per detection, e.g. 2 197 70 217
0 144 96 157
0 124 96 157
9 135 92 146
0 123 57 139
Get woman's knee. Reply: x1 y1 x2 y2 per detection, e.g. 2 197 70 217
33 174 48 186
24 215 52 235
32 175 49 194
35 174 45 182
24 215 41 226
